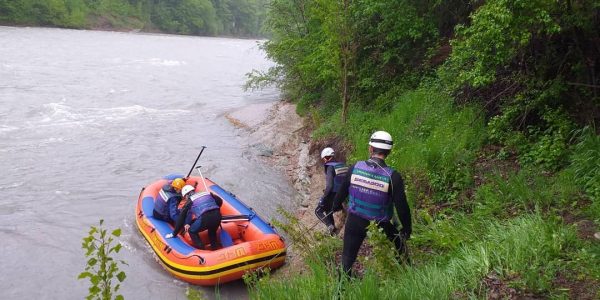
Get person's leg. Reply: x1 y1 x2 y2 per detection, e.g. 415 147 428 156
203 210 222 250
341 213 369 276
323 194 335 228
188 217 206 249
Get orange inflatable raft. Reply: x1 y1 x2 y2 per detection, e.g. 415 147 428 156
135 174 286 285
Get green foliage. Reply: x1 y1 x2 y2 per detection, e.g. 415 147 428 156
473 168 582 218
441 0 560 88
315 89 486 203
362 221 402 277
569 127 600 218
185 287 207 300
0 0 268 37
249 215 581 299
271 207 341 263
487 81 577 171
78 219 127 300
256 0 599 297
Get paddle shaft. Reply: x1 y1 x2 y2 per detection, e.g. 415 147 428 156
186 146 206 178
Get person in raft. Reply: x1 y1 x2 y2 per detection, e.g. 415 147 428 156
153 177 186 223
314 147 348 235
332 130 412 276
165 185 223 250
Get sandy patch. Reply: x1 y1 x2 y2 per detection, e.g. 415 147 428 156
225 102 274 130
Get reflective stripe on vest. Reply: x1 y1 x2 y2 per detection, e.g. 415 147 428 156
348 161 393 221
190 192 219 219
155 183 177 215
325 162 348 193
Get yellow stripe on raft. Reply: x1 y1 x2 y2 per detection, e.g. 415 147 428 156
168 256 287 281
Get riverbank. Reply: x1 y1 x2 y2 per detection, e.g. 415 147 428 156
0 0 267 38
226 101 349 274
227 92 600 299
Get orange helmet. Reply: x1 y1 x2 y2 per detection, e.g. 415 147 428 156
171 178 186 191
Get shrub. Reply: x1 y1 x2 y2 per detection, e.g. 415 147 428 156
78 219 127 300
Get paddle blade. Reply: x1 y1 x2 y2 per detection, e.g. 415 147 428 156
219 226 234 247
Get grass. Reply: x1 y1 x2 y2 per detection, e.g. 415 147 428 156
248 88 600 299
314 89 486 204
247 215 581 299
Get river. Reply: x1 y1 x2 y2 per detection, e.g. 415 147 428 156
0 26 295 299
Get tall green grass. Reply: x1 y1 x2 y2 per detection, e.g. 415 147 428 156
314 89 486 203
264 88 600 299
473 169 582 218
248 215 576 299
569 127 600 220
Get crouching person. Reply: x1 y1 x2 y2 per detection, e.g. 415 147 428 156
166 185 223 250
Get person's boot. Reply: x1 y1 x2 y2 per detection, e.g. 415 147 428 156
190 233 205 249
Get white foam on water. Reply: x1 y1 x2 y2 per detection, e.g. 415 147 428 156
137 58 186 66
37 137 65 147
0 181 25 190
33 101 190 129
0 125 19 133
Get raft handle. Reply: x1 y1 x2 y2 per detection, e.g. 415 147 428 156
189 255 205 265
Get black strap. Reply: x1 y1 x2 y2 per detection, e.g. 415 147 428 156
370 138 393 145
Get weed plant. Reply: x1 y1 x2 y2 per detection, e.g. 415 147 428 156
78 220 127 300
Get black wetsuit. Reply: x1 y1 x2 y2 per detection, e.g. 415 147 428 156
332 157 412 275
315 164 338 228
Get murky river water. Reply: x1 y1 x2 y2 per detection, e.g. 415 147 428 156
0 26 295 299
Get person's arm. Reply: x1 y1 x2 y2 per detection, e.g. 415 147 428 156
214 195 223 207
322 166 335 197
391 171 412 238
171 201 192 236
332 165 353 211
168 196 182 220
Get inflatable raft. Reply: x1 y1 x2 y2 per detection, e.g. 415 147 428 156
135 175 286 285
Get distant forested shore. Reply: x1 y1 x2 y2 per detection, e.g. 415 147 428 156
0 0 268 37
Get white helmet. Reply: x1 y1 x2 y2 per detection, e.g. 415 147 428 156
321 147 335 159
181 185 195 197
369 131 393 150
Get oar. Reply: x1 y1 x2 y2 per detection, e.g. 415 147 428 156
195 165 210 193
186 146 206 179
221 214 251 220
